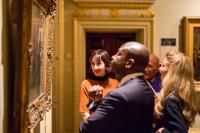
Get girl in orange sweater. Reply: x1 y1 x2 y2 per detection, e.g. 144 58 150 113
79 49 119 119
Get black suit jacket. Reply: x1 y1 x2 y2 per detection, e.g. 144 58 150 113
80 76 155 133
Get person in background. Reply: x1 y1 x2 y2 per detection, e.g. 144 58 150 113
80 41 155 133
155 50 199 133
144 54 161 133
144 54 161 92
79 49 119 119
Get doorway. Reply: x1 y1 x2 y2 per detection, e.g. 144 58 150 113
73 18 153 133
86 32 136 79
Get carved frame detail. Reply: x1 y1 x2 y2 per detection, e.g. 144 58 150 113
26 0 56 132
183 17 200 91
73 0 156 9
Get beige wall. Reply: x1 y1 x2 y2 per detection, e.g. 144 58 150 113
40 110 52 133
0 0 4 132
152 0 200 60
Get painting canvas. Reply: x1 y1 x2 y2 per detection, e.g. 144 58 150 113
193 27 200 81
182 17 200 91
29 3 44 103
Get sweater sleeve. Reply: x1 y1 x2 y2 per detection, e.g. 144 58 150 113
79 81 90 113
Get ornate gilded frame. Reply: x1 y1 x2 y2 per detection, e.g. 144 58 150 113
183 17 200 91
26 0 56 132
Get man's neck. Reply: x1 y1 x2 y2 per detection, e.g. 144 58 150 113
119 72 143 87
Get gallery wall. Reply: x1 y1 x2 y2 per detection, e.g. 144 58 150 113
152 0 200 60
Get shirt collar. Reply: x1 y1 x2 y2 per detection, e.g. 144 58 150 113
119 73 143 87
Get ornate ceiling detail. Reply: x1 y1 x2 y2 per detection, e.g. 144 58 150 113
73 0 155 18
73 0 155 9
73 8 154 18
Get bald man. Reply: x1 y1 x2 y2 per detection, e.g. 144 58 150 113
80 42 154 133
144 54 161 92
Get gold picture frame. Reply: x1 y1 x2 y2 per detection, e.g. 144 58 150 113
183 17 200 92
26 0 56 132
5 0 56 132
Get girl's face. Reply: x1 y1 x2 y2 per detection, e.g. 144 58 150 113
91 55 106 77
159 57 170 80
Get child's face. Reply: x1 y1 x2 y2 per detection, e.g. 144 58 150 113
91 55 106 77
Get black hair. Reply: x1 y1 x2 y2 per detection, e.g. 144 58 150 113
89 49 111 68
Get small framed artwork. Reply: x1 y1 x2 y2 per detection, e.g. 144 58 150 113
182 17 200 91
161 38 176 46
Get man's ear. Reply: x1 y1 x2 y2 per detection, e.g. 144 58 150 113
125 58 134 69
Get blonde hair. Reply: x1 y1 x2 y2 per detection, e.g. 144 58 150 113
155 50 198 126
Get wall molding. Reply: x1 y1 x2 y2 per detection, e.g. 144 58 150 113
73 17 153 133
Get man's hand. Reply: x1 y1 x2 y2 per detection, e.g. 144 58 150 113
88 85 103 102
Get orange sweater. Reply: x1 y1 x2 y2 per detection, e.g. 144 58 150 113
79 77 119 113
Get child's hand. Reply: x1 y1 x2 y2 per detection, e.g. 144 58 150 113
88 85 103 102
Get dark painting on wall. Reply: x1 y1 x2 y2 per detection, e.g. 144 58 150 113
193 27 200 81
29 3 44 103
161 38 176 46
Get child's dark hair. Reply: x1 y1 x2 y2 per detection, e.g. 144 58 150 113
89 49 111 68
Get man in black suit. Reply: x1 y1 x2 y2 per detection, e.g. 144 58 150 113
80 41 155 133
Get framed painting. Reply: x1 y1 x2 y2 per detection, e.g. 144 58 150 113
182 17 200 91
6 0 56 132
26 0 56 132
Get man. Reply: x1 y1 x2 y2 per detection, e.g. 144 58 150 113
80 42 155 133
143 54 161 132
144 54 161 92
